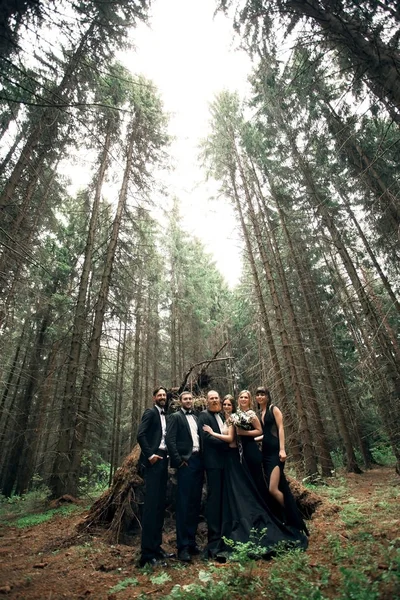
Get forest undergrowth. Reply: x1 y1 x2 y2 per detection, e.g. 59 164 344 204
0 466 399 599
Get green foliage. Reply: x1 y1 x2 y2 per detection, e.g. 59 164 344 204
164 492 399 600
108 577 139 594
337 567 379 600
323 479 348 502
370 443 396 466
166 579 231 600
0 486 50 519
331 449 347 470
149 572 172 585
223 527 281 563
264 549 329 599
1 504 80 529
382 543 400 586
340 504 364 528
165 536 265 600
78 450 110 496
327 534 356 562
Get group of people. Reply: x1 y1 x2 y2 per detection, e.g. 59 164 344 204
136 386 308 568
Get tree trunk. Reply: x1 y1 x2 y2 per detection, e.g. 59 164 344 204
109 322 123 486
233 144 317 477
287 0 400 122
1 307 51 496
337 188 400 316
0 321 25 425
130 285 142 448
230 168 303 470
0 335 31 484
0 22 95 210
67 124 137 496
278 206 362 473
250 159 334 476
15 339 61 494
49 121 113 498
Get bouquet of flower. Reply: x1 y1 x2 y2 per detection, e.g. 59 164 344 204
229 409 256 430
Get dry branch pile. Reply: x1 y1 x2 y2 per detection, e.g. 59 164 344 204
77 444 146 544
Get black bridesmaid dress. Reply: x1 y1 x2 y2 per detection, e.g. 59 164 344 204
240 435 269 499
261 405 309 534
217 446 308 557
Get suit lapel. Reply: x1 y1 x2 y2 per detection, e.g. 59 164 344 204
153 406 161 424
180 409 192 436
208 411 219 433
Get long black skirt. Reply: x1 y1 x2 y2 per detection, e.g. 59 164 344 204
218 448 308 556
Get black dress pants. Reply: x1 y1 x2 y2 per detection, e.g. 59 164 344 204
176 452 204 551
204 467 224 556
140 452 168 561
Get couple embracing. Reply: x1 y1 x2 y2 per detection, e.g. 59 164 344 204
199 389 308 560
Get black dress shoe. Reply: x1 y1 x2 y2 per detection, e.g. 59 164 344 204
188 545 201 555
158 548 175 559
177 549 191 562
215 552 228 563
201 549 214 561
138 557 167 568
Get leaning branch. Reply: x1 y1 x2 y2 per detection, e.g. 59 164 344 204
177 341 231 393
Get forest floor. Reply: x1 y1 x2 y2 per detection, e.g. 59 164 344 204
0 466 399 600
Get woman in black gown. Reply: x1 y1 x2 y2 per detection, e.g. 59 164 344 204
256 386 308 534
202 416 308 557
234 390 269 499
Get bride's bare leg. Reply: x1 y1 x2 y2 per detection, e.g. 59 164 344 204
269 465 284 506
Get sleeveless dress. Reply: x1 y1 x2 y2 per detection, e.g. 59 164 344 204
240 435 269 500
261 405 308 534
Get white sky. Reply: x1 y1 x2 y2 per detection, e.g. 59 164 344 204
123 0 252 287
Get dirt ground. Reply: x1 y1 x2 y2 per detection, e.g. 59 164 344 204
0 466 399 599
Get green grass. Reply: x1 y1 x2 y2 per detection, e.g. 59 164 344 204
0 486 50 519
166 580 231 600
150 572 172 585
1 503 81 528
264 548 330 600
337 567 380 600
340 503 364 527
108 577 139 594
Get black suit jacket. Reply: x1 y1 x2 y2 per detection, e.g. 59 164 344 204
198 410 228 470
137 406 164 466
166 409 200 468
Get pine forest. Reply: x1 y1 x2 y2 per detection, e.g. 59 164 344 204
0 0 399 516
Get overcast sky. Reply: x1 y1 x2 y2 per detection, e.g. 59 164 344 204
125 0 252 287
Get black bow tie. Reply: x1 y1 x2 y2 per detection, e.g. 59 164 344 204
160 410 165 415
185 410 193 415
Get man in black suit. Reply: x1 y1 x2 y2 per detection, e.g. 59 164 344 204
198 390 228 558
166 390 204 562
137 386 173 567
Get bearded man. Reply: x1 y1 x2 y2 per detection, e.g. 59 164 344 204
198 390 228 559
137 386 174 567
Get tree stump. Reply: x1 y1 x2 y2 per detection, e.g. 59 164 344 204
78 445 143 544
286 475 323 518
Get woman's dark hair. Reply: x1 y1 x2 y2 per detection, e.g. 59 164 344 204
255 386 273 408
